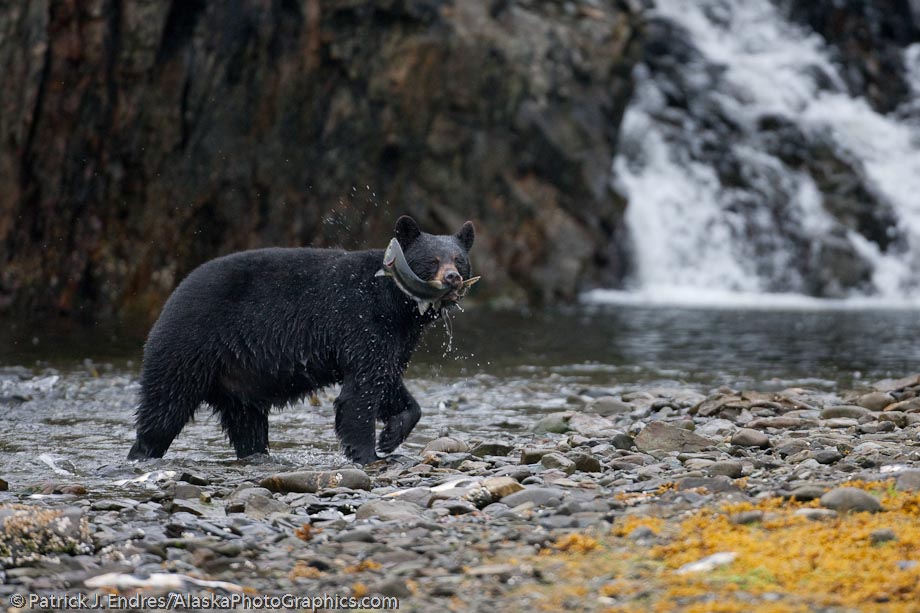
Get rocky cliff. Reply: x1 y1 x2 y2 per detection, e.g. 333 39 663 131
0 0 641 320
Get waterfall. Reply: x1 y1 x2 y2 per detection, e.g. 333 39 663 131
587 0 920 308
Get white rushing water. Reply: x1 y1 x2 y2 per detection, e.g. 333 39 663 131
587 0 920 309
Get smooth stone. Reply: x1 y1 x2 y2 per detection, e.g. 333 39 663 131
820 487 881 513
568 452 602 473
469 441 515 457
793 508 838 521
878 412 908 428
611 433 635 450
532 412 572 434
870 528 897 544
0 479 7 491
260 470 370 493
813 449 843 465
500 487 565 508
730 428 770 448
634 422 713 453
521 447 554 465
676 552 737 574
677 476 741 494
243 494 290 519
567 413 620 436
591 396 633 415
885 398 920 412
480 477 525 500
706 461 744 479
787 485 827 501
730 510 764 525
820 405 870 420
856 392 893 411
746 417 818 430
895 470 920 491
355 500 422 521
541 453 576 474
422 437 469 455
179 472 211 486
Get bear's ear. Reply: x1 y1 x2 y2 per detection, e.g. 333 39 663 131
395 215 421 248
456 221 475 251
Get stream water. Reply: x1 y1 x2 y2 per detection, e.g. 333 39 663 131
2 304 919 498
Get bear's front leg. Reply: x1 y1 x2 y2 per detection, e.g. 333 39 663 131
377 381 422 455
333 374 381 465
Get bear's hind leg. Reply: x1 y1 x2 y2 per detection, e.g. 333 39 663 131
377 382 421 455
215 400 270 458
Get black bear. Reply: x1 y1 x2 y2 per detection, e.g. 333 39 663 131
127 215 475 464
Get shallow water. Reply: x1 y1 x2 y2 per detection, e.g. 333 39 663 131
1 304 919 497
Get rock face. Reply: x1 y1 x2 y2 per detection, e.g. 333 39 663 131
0 0 641 318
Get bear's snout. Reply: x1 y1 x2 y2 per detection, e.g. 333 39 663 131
443 269 462 288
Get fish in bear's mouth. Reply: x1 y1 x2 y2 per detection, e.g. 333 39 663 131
375 237 480 312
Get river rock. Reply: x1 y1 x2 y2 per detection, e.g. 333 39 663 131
260 470 370 493
819 487 881 513
540 453 576 474
422 437 469 455
500 487 565 508
480 477 525 501
820 405 870 420
568 452 602 473
591 396 633 416
706 461 744 479
856 392 893 411
884 398 920 413
0 505 93 565
0 478 7 491
634 422 713 453
521 447 554 465
355 500 423 522
243 495 290 519
470 441 515 457
568 413 621 437
532 412 572 434
895 470 920 491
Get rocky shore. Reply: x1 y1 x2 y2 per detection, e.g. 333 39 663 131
3 371 920 611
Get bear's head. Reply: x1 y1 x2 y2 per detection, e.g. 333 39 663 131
395 215 475 304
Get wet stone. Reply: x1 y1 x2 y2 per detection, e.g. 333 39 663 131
355 500 423 521
856 392 893 411
501 487 565 508
260 470 371 493
179 472 211 486
540 453 576 474
634 422 713 453
820 405 871 420
820 487 881 513
787 485 827 501
532 412 571 434
813 449 843 465
706 461 744 479
521 447 554 465
870 528 897 544
243 494 290 519
895 470 920 491
422 437 469 455
730 510 764 525
470 441 515 457
568 452 602 473
591 396 633 416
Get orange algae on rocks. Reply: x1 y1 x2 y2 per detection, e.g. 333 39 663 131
498 482 920 612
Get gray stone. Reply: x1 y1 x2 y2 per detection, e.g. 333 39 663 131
730 428 770 448
895 470 920 491
355 500 422 521
634 422 713 453
591 396 632 416
870 528 897 544
540 453 576 474
856 392 893 411
500 487 565 508
793 508 838 521
787 485 827 501
260 470 370 493
820 405 871 420
820 487 881 513
422 437 469 455
813 449 843 465
243 494 290 519
520 447 554 465
470 441 515 457
532 412 571 434
730 510 764 525
568 452 602 473
706 461 744 479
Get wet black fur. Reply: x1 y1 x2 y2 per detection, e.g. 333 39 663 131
128 216 475 464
